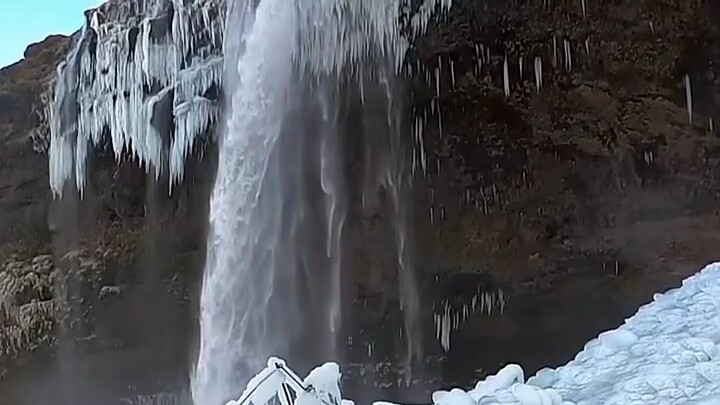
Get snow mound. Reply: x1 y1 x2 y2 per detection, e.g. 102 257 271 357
233 263 720 405
430 262 720 404
541 262 720 404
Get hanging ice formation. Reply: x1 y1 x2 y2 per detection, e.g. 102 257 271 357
503 55 510 97
685 74 693 125
192 1 453 404
519 55 524 80
534 56 543 92
48 0 224 197
584 38 590 57
564 39 572 72
433 287 507 352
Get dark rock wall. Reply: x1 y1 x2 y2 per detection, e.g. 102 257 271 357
400 0 720 389
0 35 69 254
411 0 719 288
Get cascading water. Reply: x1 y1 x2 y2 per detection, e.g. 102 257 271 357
192 1 451 404
190 2 297 404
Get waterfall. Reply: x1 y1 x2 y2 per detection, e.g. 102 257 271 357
192 1 451 403
190 1 296 404
44 0 451 403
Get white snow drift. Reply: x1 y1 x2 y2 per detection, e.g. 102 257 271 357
234 263 720 405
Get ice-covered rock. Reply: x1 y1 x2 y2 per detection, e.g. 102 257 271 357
532 263 720 404
49 0 224 197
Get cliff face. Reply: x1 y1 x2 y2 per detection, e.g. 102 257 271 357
400 0 720 387
0 0 719 402
0 35 69 252
0 26 216 403
410 0 719 284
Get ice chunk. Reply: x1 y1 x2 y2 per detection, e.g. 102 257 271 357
511 383 563 405
470 364 525 399
527 368 558 388
231 358 287 405
503 55 510 97
685 74 693 124
432 389 475 405
598 329 638 352
296 363 343 405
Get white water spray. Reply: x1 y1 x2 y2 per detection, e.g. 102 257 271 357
192 1 452 404
191 2 296 404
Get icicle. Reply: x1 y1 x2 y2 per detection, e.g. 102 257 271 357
585 38 590 57
710 117 714 134
564 39 572 72
359 74 366 105
581 0 587 18
450 58 456 90
519 55 524 79
684 75 693 125
553 35 558 68
435 65 441 98
503 55 510 97
475 43 483 76
438 106 443 138
534 56 543 93
649 21 655 35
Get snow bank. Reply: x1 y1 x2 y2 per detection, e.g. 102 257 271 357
236 263 720 405
421 262 720 404
426 262 720 404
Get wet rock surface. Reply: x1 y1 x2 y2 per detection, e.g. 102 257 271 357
0 0 719 404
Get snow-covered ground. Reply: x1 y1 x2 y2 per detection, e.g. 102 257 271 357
227 263 720 405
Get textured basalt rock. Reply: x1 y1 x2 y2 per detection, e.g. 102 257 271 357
392 0 720 388
0 35 70 255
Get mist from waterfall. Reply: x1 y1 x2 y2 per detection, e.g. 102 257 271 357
191 1 451 404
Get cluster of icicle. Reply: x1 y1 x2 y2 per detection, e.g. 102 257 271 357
46 0 456 199
434 289 507 352
290 0 452 77
49 0 224 197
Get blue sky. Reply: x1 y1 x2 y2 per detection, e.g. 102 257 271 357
1 0 99 68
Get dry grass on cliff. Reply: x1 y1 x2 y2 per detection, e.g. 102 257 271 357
0 256 57 361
